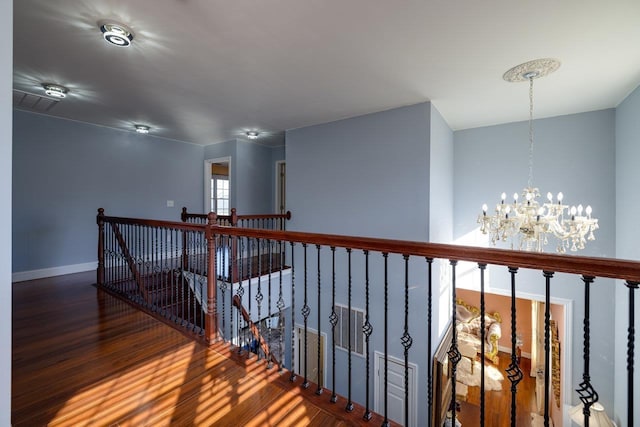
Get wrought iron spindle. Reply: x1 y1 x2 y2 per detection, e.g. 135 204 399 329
448 260 461 427
626 280 638 427
247 238 253 358
382 252 389 427
302 243 310 389
267 239 274 369
256 238 263 361
426 257 434 427
237 237 246 353
506 267 523 427
543 270 554 427
316 244 323 395
346 248 354 412
363 250 372 420
329 246 338 403
576 276 598 427
289 242 296 382
277 240 285 372
479 263 487 426
401 255 413 427
220 234 227 339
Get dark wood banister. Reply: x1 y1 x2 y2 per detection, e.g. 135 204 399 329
232 295 279 366
101 211 640 282
181 207 292 226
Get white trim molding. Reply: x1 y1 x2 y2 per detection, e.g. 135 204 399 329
12 261 97 283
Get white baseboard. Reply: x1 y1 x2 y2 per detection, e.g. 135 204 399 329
12 261 97 283
498 344 531 359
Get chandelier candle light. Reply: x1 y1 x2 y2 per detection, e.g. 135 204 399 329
477 59 598 253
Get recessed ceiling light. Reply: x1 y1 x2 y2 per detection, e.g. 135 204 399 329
134 124 150 134
100 22 134 47
42 83 68 99
246 131 260 139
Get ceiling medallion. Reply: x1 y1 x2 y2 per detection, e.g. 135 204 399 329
42 83 68 99
100 22 134 47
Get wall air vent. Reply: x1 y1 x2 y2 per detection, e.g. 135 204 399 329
13 89 60 113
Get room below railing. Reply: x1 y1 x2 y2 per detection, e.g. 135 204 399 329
96 208 639 427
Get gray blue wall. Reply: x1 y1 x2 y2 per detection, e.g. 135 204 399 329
614 84 640 427
453 109 617 419
12 110 204 273
1 0 12 421
285 102 435 423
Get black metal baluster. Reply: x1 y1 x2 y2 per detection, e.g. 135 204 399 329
362 250 373 420
289 242 296 382
220 234 226 339
302 243 310 389
426 257 434 427
448 260 461 427
382 252 389 427
329 246 338 403
626 281 638 427
267 239 274 369
576 276 598 427
316 244 323 395
479 263 486 427
543 271 554 427
506 267 523 427
237 237 245 354
256 238 263 362
402 255 413 427
277 240 285 372
228 235 233 342
247 239 253 359
346 248 354 412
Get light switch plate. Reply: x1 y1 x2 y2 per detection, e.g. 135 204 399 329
166 200 174 207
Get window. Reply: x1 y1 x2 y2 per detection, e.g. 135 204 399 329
210 176 229 215
334 303 364 356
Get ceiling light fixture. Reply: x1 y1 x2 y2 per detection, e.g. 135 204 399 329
134 124 150 134
477 58 598 253
246 131 260 139
100 22 134 47
42 83 68 99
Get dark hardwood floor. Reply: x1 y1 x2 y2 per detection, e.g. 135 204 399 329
457 353 538 427
12 271 396 426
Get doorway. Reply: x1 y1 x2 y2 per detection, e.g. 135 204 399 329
295 326 325 387
204 156 231 215
374 352 417 426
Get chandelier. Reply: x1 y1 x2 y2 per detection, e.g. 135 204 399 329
477 59 598 253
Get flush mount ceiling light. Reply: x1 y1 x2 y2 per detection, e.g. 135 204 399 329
246 131 260 139
42 83 68 99
134 124 150 134
99 22 134 47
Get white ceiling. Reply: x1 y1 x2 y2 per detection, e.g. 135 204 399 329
13 0 640 146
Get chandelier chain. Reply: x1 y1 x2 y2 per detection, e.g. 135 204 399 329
528 77 534 189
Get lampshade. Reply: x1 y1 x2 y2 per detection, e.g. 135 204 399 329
569 402 615 427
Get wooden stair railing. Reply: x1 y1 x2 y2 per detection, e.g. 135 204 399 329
110 222 149 302
232 295 279 367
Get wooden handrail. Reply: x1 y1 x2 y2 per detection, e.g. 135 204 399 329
180 207 291 226
207 226 640 283
232 295 279 366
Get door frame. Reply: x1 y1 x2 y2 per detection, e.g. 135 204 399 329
373 351 418 427
204 156 231 214
274 160 285 214
294 324 327 387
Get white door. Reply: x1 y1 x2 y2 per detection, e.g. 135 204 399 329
296 326 324 387
374 352 417 427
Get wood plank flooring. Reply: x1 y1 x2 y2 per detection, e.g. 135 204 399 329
457 353 538 427
12 272 396 427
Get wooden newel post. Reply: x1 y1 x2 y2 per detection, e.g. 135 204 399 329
205 212 218 344
180 207 188 223
230 208 238 227
96 208 105 286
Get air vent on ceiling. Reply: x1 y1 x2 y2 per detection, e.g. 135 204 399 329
13 89 60 113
